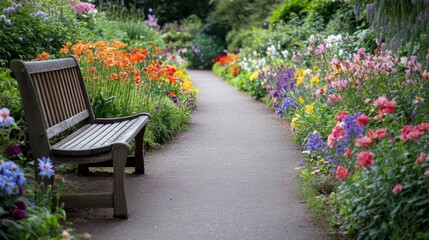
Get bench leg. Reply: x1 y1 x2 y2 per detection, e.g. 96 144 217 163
134 126 146 174
78 164 90 175
112 145 129 219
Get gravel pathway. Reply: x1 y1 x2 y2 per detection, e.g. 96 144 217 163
72 70 327 240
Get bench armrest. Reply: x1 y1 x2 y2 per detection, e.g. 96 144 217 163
94 113 152 124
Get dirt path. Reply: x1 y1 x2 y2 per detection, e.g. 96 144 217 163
72 70 327 240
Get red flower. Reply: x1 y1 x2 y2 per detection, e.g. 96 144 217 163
373 96 396 117
416 122 429 132
357 151 374 168
356 114 368 126
415 152 428 165
336 166 349 181
343 149 352 158
400 125 424 142
327 124 346 148
392 184 403 194
336 111 349 121
355 136 373 148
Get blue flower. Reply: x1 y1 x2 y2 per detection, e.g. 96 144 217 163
0 108 15 127
35 11 45 19
307 131 327 152
0 160 26 196
38 157 54 178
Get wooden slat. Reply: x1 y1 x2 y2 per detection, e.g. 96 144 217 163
46 110 89 139
115 117 149 143
59 192 113 209
88 121 131 148
66 122 123 150
51 70 67 121
53 123 108 149
70 68 86 111
31 73 50 129
58 69 74 117
23 57 77 74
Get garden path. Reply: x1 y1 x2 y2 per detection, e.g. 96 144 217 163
73 70 327 240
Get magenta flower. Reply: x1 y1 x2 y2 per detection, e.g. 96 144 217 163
5 144 21 156
12 208 26 220
392 184 403 194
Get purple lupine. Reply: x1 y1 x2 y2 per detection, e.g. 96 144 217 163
275 97 296 117
261 65 295 107
307 131 328 152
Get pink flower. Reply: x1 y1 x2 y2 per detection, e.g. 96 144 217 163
315 44 325 55
415 152 427 165
374 128 389 140
336 166 349 181
357 151 374 168
331 80 349 89
328 124 346 148
356 114 369 126
375 128 388 138
416 122 429 132
327 94 343 104
373 96 388 107
373 96 396 114
425 170 429 176
336 111 348 121
400 125 424 142
355 136 373 148
392 184 403 194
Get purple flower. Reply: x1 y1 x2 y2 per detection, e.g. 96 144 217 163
276 97 296 117
34 11 45 19
4 19 11 26
154 106 160 110
144 14 160 29
0 15 6 21
15 200 27 210
12 208 26 220
261 65 295 107
5 144 21 156
38 157 54 178
0 108 15 127
44 17 49 22
307 131 327 152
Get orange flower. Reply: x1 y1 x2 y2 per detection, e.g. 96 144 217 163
36 52 50 61
89 67 96 73
109 73 119 80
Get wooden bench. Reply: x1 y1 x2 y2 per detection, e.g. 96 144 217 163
11 56 151 219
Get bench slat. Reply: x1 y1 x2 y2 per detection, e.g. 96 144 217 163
46 110 90 139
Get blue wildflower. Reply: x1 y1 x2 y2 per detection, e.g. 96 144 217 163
0 108 15 128
0 160 26 195
307 131 327 152
38 157 54 178
0 15 6 21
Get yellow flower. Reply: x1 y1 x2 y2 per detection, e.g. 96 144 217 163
291 116 299 130
294 69 306 84
299 97 305 104
304 103 315 114
249 70 259 81
310 76 320 84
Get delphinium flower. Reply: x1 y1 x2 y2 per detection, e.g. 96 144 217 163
275 97 296 118
38 157 54 178
263 65 295 107
0 108 15 127
307 131 327 153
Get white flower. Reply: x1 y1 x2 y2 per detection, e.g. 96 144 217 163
266 45 276 56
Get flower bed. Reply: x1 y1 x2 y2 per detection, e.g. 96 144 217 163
213 34 429 239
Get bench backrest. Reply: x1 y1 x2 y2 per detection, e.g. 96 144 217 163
11 57 95 159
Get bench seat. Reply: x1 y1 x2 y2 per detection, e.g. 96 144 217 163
52 114 150 157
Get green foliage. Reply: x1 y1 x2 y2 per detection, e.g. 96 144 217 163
184 33 225 69
0 69 22 121
357 0 429 63
270 0 309 25
92 6 164 48
0 0 93 67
